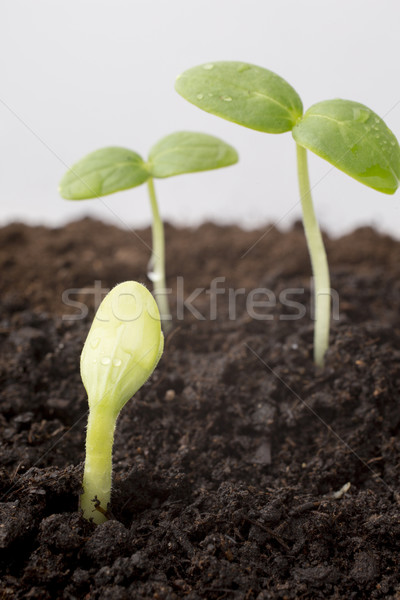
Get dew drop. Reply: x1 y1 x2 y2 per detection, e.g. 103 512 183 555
113 358 122 367
353 107 370 123
375 117 380 123
90 337 100 349
93 359 97 364
222 95 232 102
196 93 204 100
391 141 396 146
237 64 251 73
101 357 111 366
203 63 214 70
147 269 162 283
147 258 162 283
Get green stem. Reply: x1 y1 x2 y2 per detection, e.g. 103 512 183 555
147 178 171 332
296 144 330 367
81 407 117 524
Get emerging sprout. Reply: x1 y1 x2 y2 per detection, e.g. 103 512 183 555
80 281 163 524
59 132 238 332
175 62 400 366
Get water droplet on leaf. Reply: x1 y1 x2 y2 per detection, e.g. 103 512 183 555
222 95 232 102
203 63 214 70
113 358 122 367
352 107 370 123
196 93 204 100
90 338 100 349
101 357 111 366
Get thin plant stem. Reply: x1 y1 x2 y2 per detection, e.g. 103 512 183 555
147 178 172 332
296 144 330 366
81 407 116 524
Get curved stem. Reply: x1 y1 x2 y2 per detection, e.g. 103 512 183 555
147 178 171 332
81 407 116 524
296 144 330 367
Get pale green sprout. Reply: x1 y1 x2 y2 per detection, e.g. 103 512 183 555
80 281 164 524
175 62 400 366
59 132 238 332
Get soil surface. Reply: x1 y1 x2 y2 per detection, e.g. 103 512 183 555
1 218 400 599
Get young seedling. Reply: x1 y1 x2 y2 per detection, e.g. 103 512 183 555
80 280 163 524
175 62 400 366
59 132 238 332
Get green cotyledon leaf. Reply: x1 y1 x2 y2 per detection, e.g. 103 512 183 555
147 131 238 178
292 99 400 194
59 147 150 199
175 61 303 133
81 281 164 415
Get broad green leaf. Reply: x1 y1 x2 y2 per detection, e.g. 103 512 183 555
59 147 149 199
147 131 238 178
293 99 400 194
175 61 303 133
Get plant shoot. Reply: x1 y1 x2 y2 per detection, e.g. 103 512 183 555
59 132 238 331
80 281 164 524
176 62 400 366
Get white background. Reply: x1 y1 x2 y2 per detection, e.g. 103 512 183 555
2 0 400 236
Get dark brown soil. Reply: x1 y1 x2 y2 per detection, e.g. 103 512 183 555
1 218 400 599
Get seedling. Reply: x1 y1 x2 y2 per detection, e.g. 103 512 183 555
59 132 238 331
80 280 163 524
175 62 400 366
